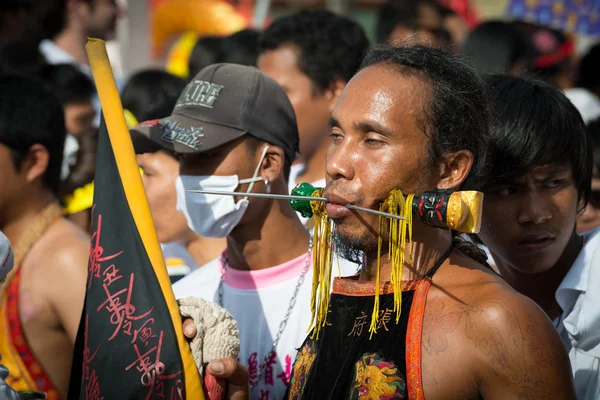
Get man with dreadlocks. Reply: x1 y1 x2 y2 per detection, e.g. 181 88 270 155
284 45 577 399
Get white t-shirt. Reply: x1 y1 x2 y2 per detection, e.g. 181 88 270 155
555 227 600 400
173 251 360 400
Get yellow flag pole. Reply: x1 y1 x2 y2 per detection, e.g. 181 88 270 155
85 38 203 398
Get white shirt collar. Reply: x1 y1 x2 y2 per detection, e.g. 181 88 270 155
556 228 600 313
39 39 92 76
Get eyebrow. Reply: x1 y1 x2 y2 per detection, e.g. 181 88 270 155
329 116 395 138
492 166 571 187
535 166 570 184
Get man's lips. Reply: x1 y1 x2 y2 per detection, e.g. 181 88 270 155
517 233 556 253
324 193 354 219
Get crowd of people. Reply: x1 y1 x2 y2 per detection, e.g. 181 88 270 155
0 0 599 399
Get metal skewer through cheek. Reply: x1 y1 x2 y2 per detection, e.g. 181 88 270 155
186 189 408 221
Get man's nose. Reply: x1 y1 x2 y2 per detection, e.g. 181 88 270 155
325 139 355 182
517 190 552 225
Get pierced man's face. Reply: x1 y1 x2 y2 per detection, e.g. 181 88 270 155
479 163 579 274
323 65 440 256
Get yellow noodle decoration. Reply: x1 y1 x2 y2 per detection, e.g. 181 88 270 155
369 189 415 335
308 188 334 339
308 187 415 340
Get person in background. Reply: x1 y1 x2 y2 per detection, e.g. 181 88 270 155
121 69 187 124
132 102 226 282
36 0 119 68
219 29 260 66
137 64 358 399
35 0 121 127
187 35 224 80
40 63 96 137
121 69 204 280
258 10 370 198
439 5 470 46
59 127 97 233
0 75 89 399
577 117 600 233
375 0 451 47
39 63 97 233
479 75 598 400
579 42 600 101
186 29 259 81
461 20 530 76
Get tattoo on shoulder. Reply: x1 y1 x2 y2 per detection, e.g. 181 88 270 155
422 296 558 399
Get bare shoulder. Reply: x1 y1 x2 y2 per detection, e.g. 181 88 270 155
28 218 90 286
426 252 576 399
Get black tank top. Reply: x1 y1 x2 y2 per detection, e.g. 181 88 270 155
287 245 453 400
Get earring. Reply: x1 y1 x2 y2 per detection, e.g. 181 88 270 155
265 179 272 194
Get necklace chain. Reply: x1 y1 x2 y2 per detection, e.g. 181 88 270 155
218 236 314 392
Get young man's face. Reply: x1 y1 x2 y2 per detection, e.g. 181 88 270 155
324 65 441 256
138 151 191 243
179 137 268 227
576 164 600 233
479 164 579 274
258 45 334 161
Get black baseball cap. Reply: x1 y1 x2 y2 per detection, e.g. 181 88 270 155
131 63 299 165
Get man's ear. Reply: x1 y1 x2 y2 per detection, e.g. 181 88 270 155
325 78 346 113
22 144 50 185
260 146 286 184
437 150 473 190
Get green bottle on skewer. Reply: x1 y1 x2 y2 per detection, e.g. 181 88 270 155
290 182 319 218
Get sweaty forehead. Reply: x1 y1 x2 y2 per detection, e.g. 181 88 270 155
332 65 429 137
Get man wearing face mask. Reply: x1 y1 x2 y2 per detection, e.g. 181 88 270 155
131 63 358 400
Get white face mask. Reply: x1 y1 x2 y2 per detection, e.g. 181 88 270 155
175 146 269 238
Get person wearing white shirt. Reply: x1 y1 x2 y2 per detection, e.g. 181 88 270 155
37 0 121 126
257 10 370 197
479 74 598 399
132 64 359 399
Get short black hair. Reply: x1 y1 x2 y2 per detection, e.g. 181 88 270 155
484 74 593 208
0 75 66 195
188 36 223 79
219 29 260 67
579 42 600 93
40 63 95 105
461 21 530 75
121 70 187 121
360 44 490 190
259 10 370 92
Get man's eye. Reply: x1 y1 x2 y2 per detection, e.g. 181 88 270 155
364 139 383 148
329 133 343 142
544 179 564 189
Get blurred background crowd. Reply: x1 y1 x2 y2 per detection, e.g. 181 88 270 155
1 0 599 280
